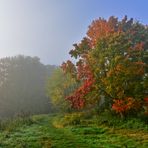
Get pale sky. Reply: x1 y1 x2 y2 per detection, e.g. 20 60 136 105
0 0 148 65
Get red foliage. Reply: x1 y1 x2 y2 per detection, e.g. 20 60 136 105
112 97 135 114
66 63 95 109
144 97 148 104
66 79 93 109
62 16 146 113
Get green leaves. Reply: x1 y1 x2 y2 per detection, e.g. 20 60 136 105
47 68 78 112
62 16 148 117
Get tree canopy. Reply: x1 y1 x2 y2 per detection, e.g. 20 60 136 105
61 16 148 117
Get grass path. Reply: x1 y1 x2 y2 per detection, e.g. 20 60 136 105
0 114 147 148
0 115 90 148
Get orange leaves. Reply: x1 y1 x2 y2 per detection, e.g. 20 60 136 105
112 99 126 113
62 16 147 115
86 16 134 48
87 17 118 48
112 97 140 114
144 97 148 104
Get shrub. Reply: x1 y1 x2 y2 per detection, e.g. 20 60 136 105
52 112 85 128
95 110 148 130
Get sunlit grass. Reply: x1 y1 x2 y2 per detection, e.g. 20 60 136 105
0 114 147 147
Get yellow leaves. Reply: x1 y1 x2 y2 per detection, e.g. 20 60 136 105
117 90 125 99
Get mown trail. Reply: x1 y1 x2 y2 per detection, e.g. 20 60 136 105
0 115 90 148
0 115 147 148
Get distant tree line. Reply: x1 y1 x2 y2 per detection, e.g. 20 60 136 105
0 55 55 118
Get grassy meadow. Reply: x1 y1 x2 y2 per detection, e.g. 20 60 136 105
0 114 147 148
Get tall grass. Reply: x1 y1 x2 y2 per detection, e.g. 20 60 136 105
0 112 34 132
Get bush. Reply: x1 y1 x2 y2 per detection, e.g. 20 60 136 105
95 110 148 130
52 112 85 128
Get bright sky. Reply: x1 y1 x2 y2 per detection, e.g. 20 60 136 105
0 0 148 65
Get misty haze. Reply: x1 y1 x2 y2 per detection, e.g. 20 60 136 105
0 0 147 147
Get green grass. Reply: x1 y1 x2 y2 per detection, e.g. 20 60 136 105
0 114 147 148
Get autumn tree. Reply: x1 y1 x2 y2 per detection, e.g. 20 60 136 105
62 16 148 117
